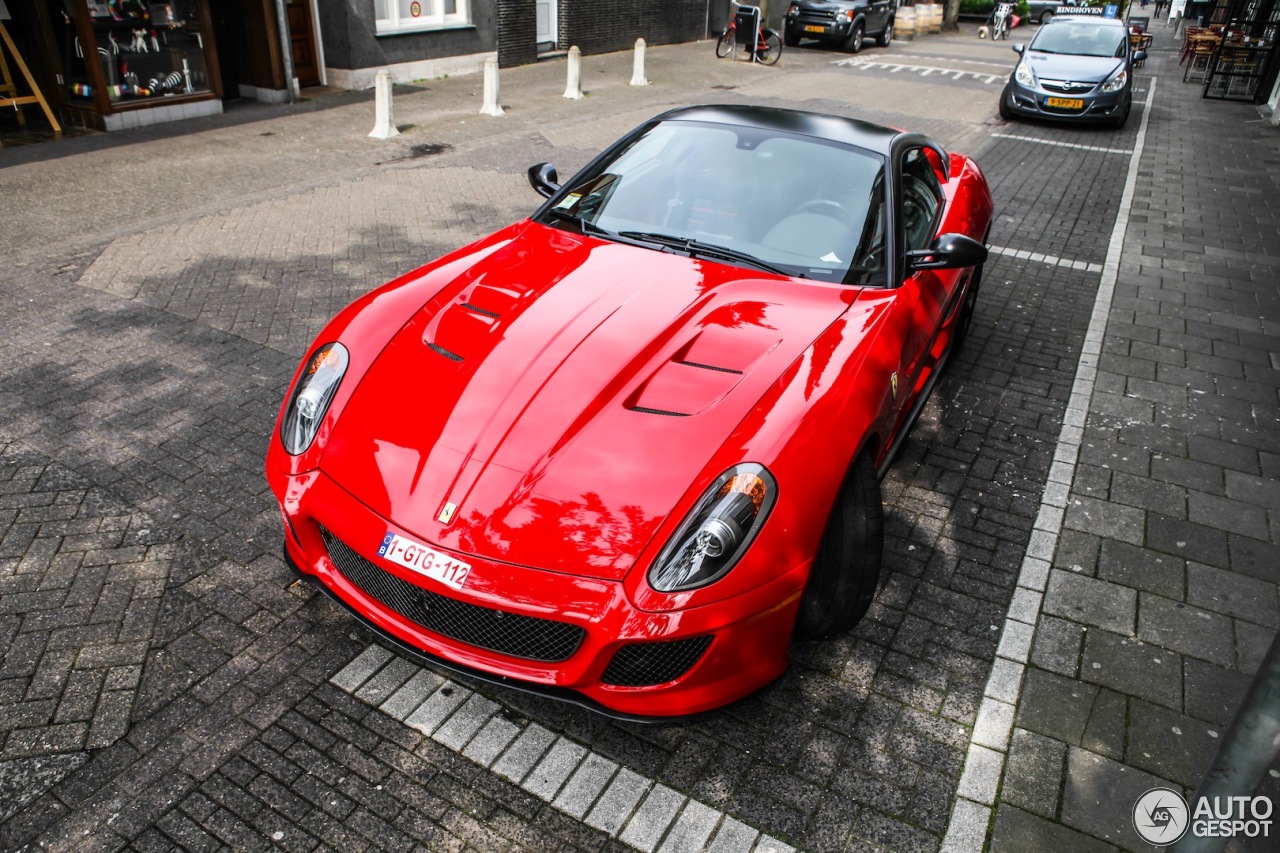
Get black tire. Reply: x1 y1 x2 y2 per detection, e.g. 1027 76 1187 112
759 32 783 65
715 29 734 58
878 18 894 47
953 262 982 351
1112 100 1131 128
999 83 1015 120
845 22 865 54
795 452 884 638
784 29 800 47
1039 10 1053 24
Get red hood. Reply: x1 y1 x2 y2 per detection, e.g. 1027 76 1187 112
321 222 860 579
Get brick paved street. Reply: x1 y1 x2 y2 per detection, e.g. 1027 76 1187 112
1 24 1278 852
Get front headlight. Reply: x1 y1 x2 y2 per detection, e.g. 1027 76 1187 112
1014 61 1035 87
280 342 349 455
837 10 853 22
787 3 799 16
1100 68 1127 93
648 464 777 592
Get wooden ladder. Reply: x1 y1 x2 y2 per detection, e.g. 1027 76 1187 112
0 19 61 133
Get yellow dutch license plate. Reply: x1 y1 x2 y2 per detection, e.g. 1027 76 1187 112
1046 97 1085 109
805 25 825 32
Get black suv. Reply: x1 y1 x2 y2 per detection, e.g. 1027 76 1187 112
784 0 896 53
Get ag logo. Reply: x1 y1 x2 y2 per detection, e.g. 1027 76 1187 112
1134 787 1190 845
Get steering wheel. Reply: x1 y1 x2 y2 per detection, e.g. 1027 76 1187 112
792 199 853 222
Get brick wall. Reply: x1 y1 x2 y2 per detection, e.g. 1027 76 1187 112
497 0 538 68
562 0 711 57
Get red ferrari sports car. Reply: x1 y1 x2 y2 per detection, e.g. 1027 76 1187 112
268 105 994 719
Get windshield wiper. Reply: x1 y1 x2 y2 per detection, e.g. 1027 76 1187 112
618 231 796 277
543 207 614 238
542 209 666 252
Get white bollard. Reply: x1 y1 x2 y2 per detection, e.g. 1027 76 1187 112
564 46 583 100
368 69 400 139
630 38 649 87
479 57 504 117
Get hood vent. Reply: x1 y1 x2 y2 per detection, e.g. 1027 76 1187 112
461 301 501 318
677 359 743 375
428 343 464 362
631 406 691 417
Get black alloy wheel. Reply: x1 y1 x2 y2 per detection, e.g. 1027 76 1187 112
845 22 865 53
878 19 893 47
794 452 884 638
953 262 983 350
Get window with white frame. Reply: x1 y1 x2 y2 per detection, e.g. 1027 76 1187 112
374 0 469 34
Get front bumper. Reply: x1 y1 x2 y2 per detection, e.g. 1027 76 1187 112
275 468 805 718
1004 77 1129 121
786 15 854 40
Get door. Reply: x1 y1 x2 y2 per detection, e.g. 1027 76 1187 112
536 0 557 51
867 0 891 33
285 0 320 87
895 147 957 409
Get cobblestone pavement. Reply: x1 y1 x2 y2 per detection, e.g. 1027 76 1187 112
1 25 1277 853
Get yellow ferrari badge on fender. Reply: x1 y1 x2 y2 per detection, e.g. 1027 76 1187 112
891 372 899 400
438 502 457 523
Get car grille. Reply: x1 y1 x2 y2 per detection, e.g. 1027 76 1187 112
601 637 712 686
320 527 586 663
1041 79 1097 94
802 10 838 22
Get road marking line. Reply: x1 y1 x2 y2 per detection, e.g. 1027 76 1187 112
835 58 1003 84
992 133 1133 154
330 647 796 853
940 77 1159 853
988 244 1103 273
885 53 1013 68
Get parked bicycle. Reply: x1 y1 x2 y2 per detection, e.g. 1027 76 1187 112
716 1 783 65
991 2 1015 40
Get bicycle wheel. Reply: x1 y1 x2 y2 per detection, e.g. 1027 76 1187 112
759 32 782 65
715 28 735 58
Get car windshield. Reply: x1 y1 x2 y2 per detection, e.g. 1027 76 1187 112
1031 23 1126 57
537 120 888 286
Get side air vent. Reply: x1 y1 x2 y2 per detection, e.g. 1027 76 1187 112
428 343 464 362
602 636 712 686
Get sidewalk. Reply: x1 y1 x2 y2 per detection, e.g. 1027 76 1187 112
977 33 1280 852
1 29 1277 852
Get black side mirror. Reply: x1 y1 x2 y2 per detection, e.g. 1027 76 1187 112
1133 50 1147 64
1012 43 1025 55
905 233 989 272
528 163 561 199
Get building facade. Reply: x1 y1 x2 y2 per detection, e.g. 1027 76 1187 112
1 1 749 134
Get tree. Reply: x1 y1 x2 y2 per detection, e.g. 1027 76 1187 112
944 0 962 30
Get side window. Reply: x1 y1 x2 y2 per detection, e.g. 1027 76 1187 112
901 148 943 252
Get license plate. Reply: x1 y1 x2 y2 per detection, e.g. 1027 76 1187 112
1046 97 1085 109
377 531 471 590
805 25 825 32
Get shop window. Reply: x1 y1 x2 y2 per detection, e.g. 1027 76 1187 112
375 0 470 34
61 1 215 107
